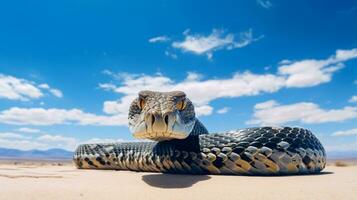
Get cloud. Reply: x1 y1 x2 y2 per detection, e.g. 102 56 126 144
0 74 62 101
49 89 63 98
0 107 127 126
0 130 128 151
38 84 50 89
257 0 272 9
334 48 357 60
0 132 30 139
172 29 263 59
0 74 43 101
217 107 230 114
100 71 286 118
254 100 279 110
248 100 357 125
164 50 178 59
17 127 41 133
99 49 357 118
185 72 203 81
0 133 76 151
37 134 77 150
98 83 117 91
349 95 357 103
38 83 63 98
195 105 213 116
148 36 170 43
0 138 47 150
279 49 357 88
332 128 357 136
0 131 77 150
0 49 357 126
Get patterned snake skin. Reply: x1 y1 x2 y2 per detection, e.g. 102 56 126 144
74 91 326 175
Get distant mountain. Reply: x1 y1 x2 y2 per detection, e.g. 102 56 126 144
0 148 73 160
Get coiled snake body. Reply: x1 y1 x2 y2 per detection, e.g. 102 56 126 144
74 91 326 175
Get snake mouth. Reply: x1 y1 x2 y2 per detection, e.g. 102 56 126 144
131 111 195 141
133 131 188 141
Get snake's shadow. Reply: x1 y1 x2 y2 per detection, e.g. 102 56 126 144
141 174 211 188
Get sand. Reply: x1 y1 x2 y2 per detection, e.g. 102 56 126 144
0 161 356 200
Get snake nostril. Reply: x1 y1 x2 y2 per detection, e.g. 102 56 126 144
164 114 169 125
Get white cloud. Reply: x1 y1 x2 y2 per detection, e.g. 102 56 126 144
98 83 117 91
278 48 357 88
0 131 129 151
37 134 74 143
3 48 341 127
0 107 127 126
49 89 63 98
172 29 262 59
257 0 272 9
100 71 286 118
254 100 279 109
0 132 30 139
217 107 230 114
17 127 41 133
39 83 63 98
334 48 357 61
148 36 170 43
164 50 178 59
185 72 203 81
195 105 214 116
37 134 77 150
332 128 357 136
99 48 357 118
349 95 357 103
0 74 43 101
38 84 50 89
0 133 76 151
0 138 47 150
248 100 357 126
0 74 63 101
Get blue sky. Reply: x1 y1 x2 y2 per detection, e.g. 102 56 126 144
0 0 357 153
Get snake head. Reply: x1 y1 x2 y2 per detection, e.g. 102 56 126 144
128 90 196 141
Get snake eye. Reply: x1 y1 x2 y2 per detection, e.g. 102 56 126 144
138 98 145 109
176 100 186 110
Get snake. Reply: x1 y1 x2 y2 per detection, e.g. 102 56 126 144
73 90 326 175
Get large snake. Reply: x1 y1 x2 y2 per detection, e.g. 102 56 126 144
73 91 326 175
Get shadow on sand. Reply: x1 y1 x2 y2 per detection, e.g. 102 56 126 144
141 174 211 188
142 171 333 188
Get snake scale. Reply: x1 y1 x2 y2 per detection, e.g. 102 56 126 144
74 91 326 175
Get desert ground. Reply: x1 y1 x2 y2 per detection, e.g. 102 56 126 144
0 159 356 200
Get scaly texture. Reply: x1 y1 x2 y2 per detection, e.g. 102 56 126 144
74 127 326 175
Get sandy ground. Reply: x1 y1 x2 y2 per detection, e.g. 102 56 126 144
0 161 356 200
